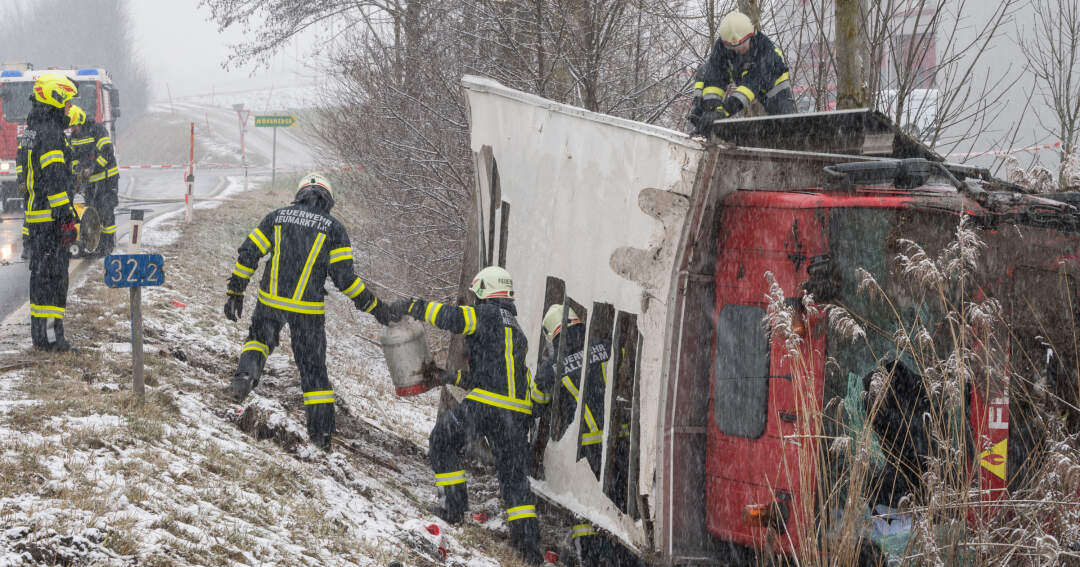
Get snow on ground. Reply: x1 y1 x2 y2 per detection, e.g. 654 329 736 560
0 176 529 566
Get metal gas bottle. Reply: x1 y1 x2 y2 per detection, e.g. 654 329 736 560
379 318 435 397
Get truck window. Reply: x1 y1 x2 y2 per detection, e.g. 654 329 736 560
1 83 34 123
713 305 770 438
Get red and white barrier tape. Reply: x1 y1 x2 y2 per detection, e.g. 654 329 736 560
118 163 365 172
946 141 1062 160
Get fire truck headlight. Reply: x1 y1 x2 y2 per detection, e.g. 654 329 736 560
0 162 9 173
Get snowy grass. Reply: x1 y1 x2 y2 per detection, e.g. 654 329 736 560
0 174 533 566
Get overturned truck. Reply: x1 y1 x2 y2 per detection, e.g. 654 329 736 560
455 75 1079 563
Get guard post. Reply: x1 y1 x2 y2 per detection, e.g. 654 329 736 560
106 208 164 404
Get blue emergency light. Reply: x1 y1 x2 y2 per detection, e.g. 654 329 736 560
77 68 99 76
0 70 23 77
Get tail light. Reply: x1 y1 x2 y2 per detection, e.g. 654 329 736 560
742 492 792 533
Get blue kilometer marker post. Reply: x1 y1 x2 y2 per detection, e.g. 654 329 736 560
104 249 164 403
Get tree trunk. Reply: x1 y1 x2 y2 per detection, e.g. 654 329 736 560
835 0 867 110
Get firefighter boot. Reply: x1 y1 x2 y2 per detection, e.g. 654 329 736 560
30 318 49 350
47 320 74 353
510 516 544 566
306 402 334 451
430 483 468 525
228 372 254 403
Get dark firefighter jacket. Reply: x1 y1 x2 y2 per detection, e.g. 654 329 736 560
701 32 790 115
417 298 534 415
70 121 117 188
531 324 609 446
226 203 380 316
21 106 74 225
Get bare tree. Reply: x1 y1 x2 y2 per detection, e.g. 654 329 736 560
1018 0 1080 188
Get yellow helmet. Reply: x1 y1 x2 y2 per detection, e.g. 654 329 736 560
470 266 513 300
543 304 582 343
67 104 86 127
719 11 755 47
33 73 78 109
297 172 333 197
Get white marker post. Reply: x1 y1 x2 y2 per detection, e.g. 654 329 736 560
105 211 164 406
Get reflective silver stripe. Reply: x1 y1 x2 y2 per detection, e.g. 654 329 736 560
30 304 65 319
581 430 604 446
242 340 269 357
434 470 466 486
293 233 326 301
465 389 533 414
106 167 118 177
249 229 270 254
25 209 52 223
766 79 792 99
462 306 477 335
96 156 108 167
302 390 335 405
507 505 537 521
89 172 106 182
561 375 580 400
39 150 64 168
530 385 551 404
425 302 443 325
71 137 94 146
572 524 598 538
257 290 325 315
343 277 365 298
100 225 117 234
48 192 70 207
96 136 112 149
732 85 755 106
232 262 255 279
328 246 352 263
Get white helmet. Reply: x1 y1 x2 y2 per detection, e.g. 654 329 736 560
719 12 755 47
542 304 582 343
470 266 513 300
297 172 333 197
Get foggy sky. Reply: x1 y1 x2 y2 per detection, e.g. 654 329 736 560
129 0 319 100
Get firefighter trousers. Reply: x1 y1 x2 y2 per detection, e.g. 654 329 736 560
28 222 69 348
90 184 117 253
430 400 542 564
571 442 603 566
236 302 335 447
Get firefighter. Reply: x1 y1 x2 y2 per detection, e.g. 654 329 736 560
695 11 794 135
223 173 396 449
23 73 79 352
68 104 118 256
17 132 29 261
530 304 608 566
392 267 544 566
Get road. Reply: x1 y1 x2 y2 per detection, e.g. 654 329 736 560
0 100 314 324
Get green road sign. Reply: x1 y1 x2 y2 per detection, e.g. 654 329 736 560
254 114 296 128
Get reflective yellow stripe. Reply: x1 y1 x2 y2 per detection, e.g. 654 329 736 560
47 192 70 207
39 150 64 168
96 136 112 149
25 209 52 223
21 226 29 236
30 304 65 319
572 524 598 538
465 389 532 415
507 505 537 522
328 246 352 264
461 306 477 335
530 382 551 404
249 228 270 254
257 290 325 315
303 390 335 405
100 225 117 234
232 262 255 279
106 166 118 177
774 71 790 86
96 156 108 167
71 136 94 146
504 327 516 399
293 233 326 301
454 370 462 386
242 340 269 357
774 47 785 60
693 81 704 91
15 165 23 174
88 172 106 183
343 277 366 298
425 302 443 325
270 225 281 295
735 85 756 103
434 470 466 486
562 375 580 401
702 86 726 99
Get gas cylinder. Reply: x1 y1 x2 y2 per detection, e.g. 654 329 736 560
379 318 435 396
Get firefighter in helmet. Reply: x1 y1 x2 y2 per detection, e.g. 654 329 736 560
530 304 609 566
392 267 544 565
23 73 79 351
694 11 794 135
223 173 397 449
68 104 119 255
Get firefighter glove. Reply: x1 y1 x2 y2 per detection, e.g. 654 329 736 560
224 292 244 322
365 298 398 326
391 298 425 321
54 203 77 225
60 222 77 248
